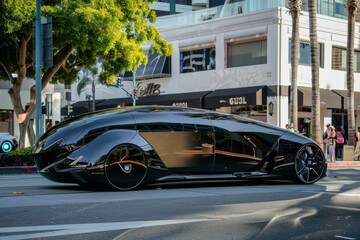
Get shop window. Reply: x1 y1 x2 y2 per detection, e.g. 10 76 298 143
332 47 360 72
180 47 216 73
227 39 267 67
288 40 324 68
0 110 14 135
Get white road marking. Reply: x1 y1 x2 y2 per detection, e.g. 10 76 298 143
334 235 355 240
0 219 216 240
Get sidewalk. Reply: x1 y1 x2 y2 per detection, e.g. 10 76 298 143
0 161 359 174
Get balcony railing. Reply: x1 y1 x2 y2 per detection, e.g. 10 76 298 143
155 0 351 30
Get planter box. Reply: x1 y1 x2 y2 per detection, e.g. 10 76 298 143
344 145 354 161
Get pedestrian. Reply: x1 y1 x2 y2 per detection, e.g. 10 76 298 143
328 126 337 162
335 126 346 161
323 123 332 160
354 126 360 161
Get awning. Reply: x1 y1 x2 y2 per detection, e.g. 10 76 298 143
61 99 106 116
332 90 360 110
298 87 342 109
95 91 212 110
204 86 267 109
96 97 133 110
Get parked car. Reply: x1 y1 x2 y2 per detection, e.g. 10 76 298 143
0 133 18 153
34 106 327 190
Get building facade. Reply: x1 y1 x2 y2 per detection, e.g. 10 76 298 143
66 0 360 137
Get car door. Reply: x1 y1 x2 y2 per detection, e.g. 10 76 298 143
208 112 282 172
132 108 215 174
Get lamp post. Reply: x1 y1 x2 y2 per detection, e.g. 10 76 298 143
35 0 43 141
133 71 136 106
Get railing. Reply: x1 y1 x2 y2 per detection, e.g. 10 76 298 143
155 0 350 30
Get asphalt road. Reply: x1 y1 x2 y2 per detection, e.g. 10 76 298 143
0 168 359 240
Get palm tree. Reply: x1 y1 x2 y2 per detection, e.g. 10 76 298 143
345 0 358 151
308 0 322 145
288 0 302 131
77 66 98 112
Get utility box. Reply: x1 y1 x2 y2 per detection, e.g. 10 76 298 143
344 145 354 161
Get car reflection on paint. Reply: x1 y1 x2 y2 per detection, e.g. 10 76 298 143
0 133 18 153
34 106 327 191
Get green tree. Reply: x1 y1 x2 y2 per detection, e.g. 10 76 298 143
288 0 302 131
308 0 322 145
0 0 172 148
345 0 358 150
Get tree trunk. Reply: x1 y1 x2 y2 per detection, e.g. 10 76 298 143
346 0 358 152
289 0 301 131
308 0 322 146
27 119 35 146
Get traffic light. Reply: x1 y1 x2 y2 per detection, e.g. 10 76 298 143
116 77 123 88
67 104 73 115
133 87 139 99
41 105 46 115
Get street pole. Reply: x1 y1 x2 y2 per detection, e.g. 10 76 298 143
35 0 43 142
133 71 136 106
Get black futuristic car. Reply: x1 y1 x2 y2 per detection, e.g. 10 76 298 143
34 106 327 190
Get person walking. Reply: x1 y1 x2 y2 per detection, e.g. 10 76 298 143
354 126 360 161
328 126 337 162
323 123 332 160
335 126 346 161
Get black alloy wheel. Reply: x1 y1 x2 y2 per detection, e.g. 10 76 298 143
294 144 326 184
104 144 148 190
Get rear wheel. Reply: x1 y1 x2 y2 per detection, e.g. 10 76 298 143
104 144 148 190
294 144 326 184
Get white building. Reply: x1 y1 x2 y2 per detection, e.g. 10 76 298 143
67 0 360 138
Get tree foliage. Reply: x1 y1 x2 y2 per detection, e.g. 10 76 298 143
0 0 172 148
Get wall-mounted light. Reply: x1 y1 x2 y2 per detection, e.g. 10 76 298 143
268 101 274 116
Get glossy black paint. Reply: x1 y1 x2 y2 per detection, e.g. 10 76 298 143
34 106 327 190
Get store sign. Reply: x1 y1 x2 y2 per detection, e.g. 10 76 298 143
172 102 188 107
138 82 161 96
229 97 247 105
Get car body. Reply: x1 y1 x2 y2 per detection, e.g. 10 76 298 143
34 106 327 190
0 133 18 153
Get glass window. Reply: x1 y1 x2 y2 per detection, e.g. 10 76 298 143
288 40 324 68
227 39 267 67
180 47 216 73
0 110 14 135
332 47 360 72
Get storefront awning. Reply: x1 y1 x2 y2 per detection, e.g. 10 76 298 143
95 91 212 110
61 99 106 116
137 91 211 108
331 90 360 110
96 97 134 110
298 87 342 109
204 86 267 109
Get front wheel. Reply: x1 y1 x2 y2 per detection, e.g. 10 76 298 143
104 144 148 191
1 141 13 153
294 144 326 184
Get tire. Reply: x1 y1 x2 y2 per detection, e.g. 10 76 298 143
294 144 326 184
104 144 148 190
1 141 13 153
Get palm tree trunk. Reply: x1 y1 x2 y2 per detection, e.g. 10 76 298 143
346 0 357 150
288 0 302 131
308 0 322 146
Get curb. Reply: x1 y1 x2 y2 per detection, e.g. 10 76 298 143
0 166 37 174
327 161 360 168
